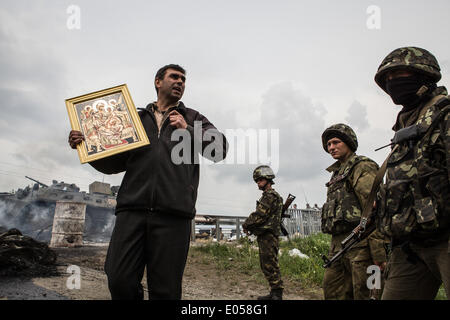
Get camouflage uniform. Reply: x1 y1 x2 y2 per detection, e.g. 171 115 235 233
321 124 389 300
374 47 450 300
243 166 284 294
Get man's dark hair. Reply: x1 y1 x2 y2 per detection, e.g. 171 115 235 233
154 64 186 94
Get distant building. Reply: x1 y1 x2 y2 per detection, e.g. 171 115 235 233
89 181 112 195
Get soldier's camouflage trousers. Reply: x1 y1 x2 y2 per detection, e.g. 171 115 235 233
257 232 283 290
382 238 450 300
323 234 384 300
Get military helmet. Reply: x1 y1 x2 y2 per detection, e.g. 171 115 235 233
321 124 358 153
253 165 275 183
375 47 441 92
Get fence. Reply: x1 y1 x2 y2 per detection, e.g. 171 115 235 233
191 215 246 242
191 208 322 242
283 208 322 238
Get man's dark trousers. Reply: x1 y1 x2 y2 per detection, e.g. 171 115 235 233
104 210 191 300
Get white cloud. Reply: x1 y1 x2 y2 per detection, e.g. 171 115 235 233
345 100 369 132
259 82 328 181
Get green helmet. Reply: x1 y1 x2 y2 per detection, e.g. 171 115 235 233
322 123 358 153
375 47 441 92
253 165 275 183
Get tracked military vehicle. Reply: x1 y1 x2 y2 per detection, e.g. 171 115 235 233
0 177 119 243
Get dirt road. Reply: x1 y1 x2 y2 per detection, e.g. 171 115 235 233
0 244 322 300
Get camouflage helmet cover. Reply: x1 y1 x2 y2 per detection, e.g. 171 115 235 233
375 47 441 91
253 165 275 183
322 123 358 153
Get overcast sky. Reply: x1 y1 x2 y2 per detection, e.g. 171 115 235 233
1 0 449 217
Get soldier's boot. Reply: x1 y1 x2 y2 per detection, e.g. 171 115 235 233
257 289 283 300
270 288 283 300
257 291 273 300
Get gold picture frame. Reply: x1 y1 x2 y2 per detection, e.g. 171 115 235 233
66 84 150 163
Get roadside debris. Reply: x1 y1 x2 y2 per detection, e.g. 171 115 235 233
0 228 58 277
288 248 309 259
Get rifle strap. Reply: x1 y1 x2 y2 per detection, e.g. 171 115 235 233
360 144 399 221
417 94 446 120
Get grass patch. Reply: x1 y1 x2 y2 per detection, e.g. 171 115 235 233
192 239 261 281
279 233 331 286
435 286 447 300
190 233 331 289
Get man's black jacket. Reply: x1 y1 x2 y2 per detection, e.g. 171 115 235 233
89 101 228 219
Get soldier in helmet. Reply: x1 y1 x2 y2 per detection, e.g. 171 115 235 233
242 165 284 300
321 124 388 300
374 47 450 300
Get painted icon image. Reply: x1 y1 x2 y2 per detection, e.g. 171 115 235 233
66 84 149 163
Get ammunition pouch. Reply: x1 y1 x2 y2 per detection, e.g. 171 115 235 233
377 172 444 239
321 191 361 235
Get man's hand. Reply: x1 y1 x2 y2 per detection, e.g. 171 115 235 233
69 130 85 149
168 110 187 129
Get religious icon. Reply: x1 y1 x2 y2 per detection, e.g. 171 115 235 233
66 84 149 163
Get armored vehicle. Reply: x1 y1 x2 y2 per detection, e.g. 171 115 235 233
0 177 119 243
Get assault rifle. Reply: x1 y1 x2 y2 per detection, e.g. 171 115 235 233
280 194 296 238
374 124 420 151
321 212 376 268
